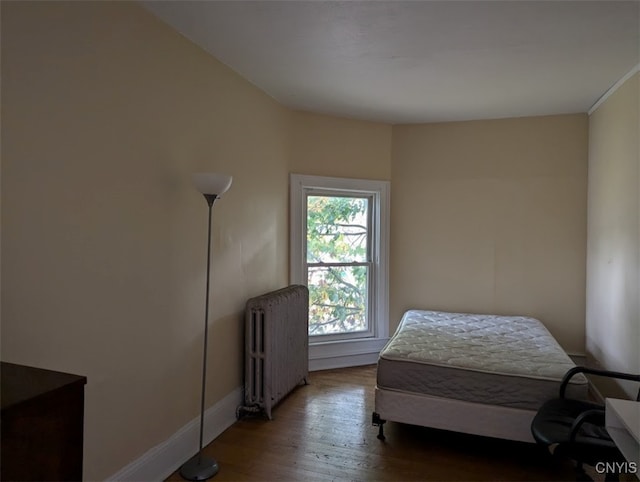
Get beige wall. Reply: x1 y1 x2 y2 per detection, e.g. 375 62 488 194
1 2 289 479
1 1 598 478
586 72 639 398
391 115 589 352
289 110 392 180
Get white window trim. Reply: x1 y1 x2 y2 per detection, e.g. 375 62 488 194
290 174 390 371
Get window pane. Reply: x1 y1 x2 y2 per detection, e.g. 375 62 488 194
308 265 368 335
306 196 369 263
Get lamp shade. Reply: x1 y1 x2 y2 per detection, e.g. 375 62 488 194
192 173 233 197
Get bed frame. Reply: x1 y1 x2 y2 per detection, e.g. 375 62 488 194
372 387 536 442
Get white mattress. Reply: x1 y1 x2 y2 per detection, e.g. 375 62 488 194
377 310 588 410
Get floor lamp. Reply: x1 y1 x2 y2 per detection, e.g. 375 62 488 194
180 173 233 481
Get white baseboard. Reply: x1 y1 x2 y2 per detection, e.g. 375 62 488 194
106 386 243 482
308 337 387 371
310 352 380 371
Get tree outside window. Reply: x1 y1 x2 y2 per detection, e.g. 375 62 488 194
306 195 370 336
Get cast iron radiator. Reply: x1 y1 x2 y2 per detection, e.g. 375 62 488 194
238 285 309 419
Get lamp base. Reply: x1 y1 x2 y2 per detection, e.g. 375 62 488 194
179 453 219 481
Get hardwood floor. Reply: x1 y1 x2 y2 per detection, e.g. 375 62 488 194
167 365 577 481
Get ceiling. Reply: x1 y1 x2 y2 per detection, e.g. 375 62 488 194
143 1 640 124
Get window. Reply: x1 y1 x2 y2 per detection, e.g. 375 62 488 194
307 194 371 338
290 174 389 369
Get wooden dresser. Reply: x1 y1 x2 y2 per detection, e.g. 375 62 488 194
1 362 87 481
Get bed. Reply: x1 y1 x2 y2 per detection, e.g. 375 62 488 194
373 309 588 442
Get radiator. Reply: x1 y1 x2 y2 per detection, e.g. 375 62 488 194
239 285 309 419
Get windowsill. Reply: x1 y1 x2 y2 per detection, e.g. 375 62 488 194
309 333 374 346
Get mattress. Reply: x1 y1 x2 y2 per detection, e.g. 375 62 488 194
377 310 588 410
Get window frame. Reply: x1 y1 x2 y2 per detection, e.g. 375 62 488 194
290 174 390 368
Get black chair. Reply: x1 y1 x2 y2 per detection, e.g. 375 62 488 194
531 366 640 481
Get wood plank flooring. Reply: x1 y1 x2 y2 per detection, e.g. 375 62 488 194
167 365 578 481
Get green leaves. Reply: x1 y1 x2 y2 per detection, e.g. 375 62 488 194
307 196 368 263
306 196 369 335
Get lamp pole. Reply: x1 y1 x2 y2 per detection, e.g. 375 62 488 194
181 173 232 481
